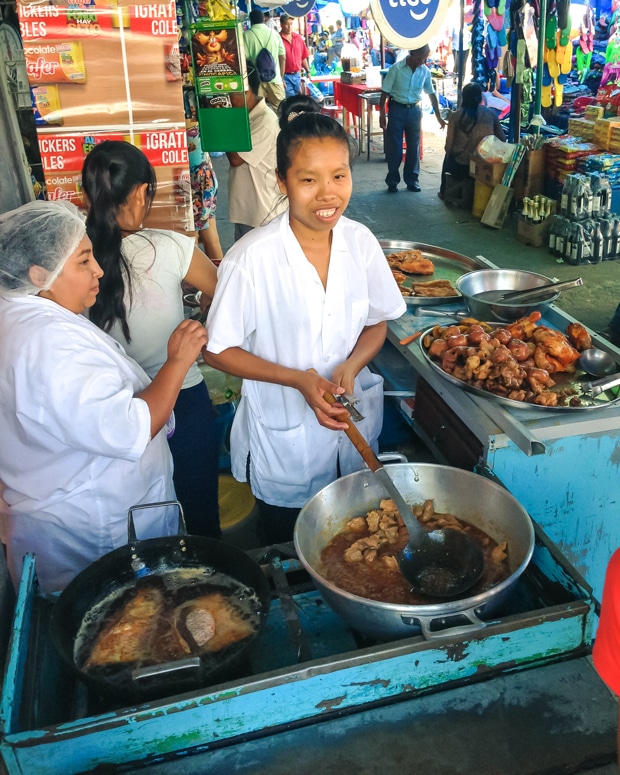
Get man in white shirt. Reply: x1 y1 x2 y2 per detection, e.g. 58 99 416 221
227 65 286 242
244 9 286 109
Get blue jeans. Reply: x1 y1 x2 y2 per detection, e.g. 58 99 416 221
283 72 301 97
384 101 422 188
167 380 221 538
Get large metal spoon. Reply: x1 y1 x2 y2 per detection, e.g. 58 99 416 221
323 393 484 598
481 277 583 305
578 347 617 378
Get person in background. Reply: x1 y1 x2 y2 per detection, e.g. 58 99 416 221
227 64 286 241
187 122 223 262
451 16 472 78
203 112 406 545
379 45 447 193
439 82 505 199
81 141 221 540
330 18 344 62
605 304 620 345
244 8 286 110
0 201 207 593
592 548 620 759
263 11 276 30
280 13 310 97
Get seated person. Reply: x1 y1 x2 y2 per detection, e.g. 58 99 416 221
440 82 506 199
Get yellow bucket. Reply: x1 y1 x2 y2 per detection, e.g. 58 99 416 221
472 180 493 219
218 475 259 549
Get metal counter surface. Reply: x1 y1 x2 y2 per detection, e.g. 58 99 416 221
383 303 620 604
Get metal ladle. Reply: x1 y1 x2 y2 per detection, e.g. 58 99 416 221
323 393 484 598
578 347 617 378
577 348 620 397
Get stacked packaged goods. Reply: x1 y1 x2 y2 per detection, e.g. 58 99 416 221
544 138 599 183
548 172 617 264
568 118 596 141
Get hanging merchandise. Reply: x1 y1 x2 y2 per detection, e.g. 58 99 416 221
539 0 571 108
576 2 595 83
369 0 452 50
471 0 487 88
483 0 507 92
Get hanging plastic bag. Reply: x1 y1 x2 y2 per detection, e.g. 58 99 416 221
476 135 516 163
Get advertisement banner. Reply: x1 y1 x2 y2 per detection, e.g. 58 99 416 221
369 0 452 49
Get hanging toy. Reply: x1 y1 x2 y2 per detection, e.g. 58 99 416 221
522 1 539 72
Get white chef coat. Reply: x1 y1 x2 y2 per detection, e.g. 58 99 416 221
206 212 406 507
0 294 176 593
228 98 286 229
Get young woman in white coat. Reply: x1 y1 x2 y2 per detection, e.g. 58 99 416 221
204 112 406 544
81 141 221 539
0 201 207 593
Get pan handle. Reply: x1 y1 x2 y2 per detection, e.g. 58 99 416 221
132 656 202 683
127 500 187 543
401 607 488 641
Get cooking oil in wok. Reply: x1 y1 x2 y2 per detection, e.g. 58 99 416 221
74 567 263 685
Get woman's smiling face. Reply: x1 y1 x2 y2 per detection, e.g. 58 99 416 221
37 235 103 313
277 136 352 240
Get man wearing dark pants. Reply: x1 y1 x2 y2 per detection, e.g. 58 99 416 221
379 46 446 193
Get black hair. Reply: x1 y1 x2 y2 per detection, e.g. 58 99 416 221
458 82 483 134
277 94 322 130
81 140 156 342
246 61 261 96
249 9 263 25
276 112 354 179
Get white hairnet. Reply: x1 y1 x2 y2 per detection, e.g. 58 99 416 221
0 200 86 297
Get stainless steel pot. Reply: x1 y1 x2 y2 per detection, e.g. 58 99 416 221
455 269 560 323
294 464 534 641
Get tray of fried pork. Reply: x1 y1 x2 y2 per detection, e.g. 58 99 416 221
379 240 484 306
419 312 620 411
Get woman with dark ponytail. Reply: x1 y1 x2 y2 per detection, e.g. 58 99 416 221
439 82 505 199
82 140 221 539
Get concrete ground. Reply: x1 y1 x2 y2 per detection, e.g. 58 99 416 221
212 117 620 338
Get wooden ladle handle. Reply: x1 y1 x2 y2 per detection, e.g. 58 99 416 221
322 391 382 474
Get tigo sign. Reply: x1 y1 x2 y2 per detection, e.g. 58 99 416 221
370 0 452 49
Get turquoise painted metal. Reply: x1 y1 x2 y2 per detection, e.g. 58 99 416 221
0 527 595 774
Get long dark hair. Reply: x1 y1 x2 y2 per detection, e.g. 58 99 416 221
458 82 483 135
276 112 354 179
81 140 156 341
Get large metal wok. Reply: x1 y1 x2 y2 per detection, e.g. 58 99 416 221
50 502 271 703
294 464 535 641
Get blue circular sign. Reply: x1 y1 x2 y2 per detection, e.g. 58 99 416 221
281 0 315 17
370 0 452 48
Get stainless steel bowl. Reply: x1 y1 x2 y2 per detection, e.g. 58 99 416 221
456 269 560 323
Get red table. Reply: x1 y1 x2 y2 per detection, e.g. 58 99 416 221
333 81 382 152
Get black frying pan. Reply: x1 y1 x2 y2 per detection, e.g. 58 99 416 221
49 502 271 703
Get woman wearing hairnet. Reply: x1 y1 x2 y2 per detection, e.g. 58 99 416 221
0 200 207 594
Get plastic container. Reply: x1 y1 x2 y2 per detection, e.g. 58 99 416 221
218 475 259 550
472 180 493 219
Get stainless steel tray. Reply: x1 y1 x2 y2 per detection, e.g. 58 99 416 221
419 327 620 412
379 241 485 306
